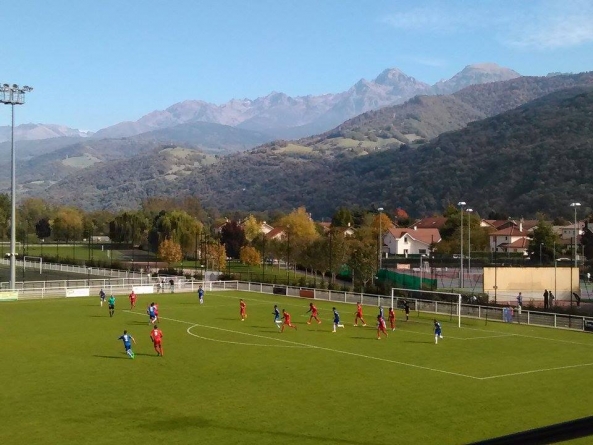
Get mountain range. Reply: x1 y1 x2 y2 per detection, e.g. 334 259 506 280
3 63 520 147
34 72 593 218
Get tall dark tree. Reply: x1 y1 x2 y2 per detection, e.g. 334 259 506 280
220 221 245 259
331 207 354 228
35 218 52 240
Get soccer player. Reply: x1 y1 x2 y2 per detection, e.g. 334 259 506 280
306 302 321 324
198 285 204 304
129 290 137 310
388 307 396 331
150 325 164 356
434 319 443 344
281 309 297 332
240 299 247 321
118 330 136 359
403 300 410 321
273 305 282 330
377 314 388 340
99 288 106 307
153 302 160 322
354 303 366 326
147 303 157 325
108 295 116 317
378 306 385 322
332 307 345 333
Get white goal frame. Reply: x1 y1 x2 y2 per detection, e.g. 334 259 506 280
391 287 462 328
23 256 43 274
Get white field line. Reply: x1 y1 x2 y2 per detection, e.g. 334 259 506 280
125 310 480 380
479 362 593 380
186 325 309 348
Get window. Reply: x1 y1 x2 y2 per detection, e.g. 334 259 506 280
403 237 408 243
419 249 427 254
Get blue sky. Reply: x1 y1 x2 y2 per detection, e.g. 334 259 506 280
2 0 592 131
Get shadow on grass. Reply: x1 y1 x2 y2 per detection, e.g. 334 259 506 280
138 415 372 444
93 354 129 360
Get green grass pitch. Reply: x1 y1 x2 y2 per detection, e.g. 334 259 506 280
2 290 593 445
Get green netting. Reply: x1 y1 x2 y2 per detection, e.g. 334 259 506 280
376 269 436 290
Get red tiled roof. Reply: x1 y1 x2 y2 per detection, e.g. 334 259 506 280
409 217 447 230
490 227 529 236
387 227 441 245
265 227 285 240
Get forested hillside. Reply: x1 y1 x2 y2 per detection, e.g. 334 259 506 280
39 84 593 218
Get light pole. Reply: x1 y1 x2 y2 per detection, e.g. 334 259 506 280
419 254 426 289
458 201 466 288
378 207 384 272
570 202 581 268
539 242 543 266
1 83 33 290
467 208 473 274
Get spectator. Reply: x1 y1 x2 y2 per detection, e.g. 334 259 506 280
516 292 523 308
169 278 175 293
549 291 554 306
543 289 549 309
573 292 581 307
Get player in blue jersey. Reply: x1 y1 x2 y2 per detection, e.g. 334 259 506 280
332 307 345 333
118 330 136 358
147 303 157 325
273 305 282 330
99 288 106 307
198 285 204 304
378 306 384 321
434 319 443 344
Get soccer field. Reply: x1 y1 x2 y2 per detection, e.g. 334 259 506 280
2 290 593 445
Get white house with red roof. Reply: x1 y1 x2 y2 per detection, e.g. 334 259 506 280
489 225 530 254
383 227 441 256
265 227 286 241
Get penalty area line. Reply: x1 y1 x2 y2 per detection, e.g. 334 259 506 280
479 362 593 380
125 310 480 380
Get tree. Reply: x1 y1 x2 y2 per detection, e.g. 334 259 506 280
35 218 52 240
239 246 261 266
220 220 245 259
528 219 559 264
52 207 84 241
158 239 183 266
0 194 10 239
204 241 227 271
394 208 411 227
277 207 319 262
331 207 353 227
148 210 201 256
242 215 261 243
347 239 376 290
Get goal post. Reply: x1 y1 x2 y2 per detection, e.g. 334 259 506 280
391 287 462 328
23 256 43 274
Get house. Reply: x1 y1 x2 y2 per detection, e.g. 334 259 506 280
265 227 286 241
409 217 447 230
489 226 530 254
557 222 584 241
383 227 441 256
318 222 355 237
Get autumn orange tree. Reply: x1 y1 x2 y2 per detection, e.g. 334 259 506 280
158 239 183 266
240 246 261 266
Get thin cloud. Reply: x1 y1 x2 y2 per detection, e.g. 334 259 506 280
380 7 482 33
504 0 593 49
408 56 447 67
381 1 593 50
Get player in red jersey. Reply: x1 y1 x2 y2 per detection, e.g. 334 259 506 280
129 290 137 310
306 302 321 324
377 314 388 340
388 307 396 331
281 309 297 332
354 303 367 326
153 302 160 322
150 325 164 356
240 299 247 321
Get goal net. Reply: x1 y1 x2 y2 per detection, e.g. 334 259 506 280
391 287 462 327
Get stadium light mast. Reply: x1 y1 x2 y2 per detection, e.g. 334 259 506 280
1 83 33 291
457 202 466 288
378 207 384 272
570 202 581 268
467 208 473 274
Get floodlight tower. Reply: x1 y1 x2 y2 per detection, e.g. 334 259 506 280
0 84 33 290
457 201 466 288
570 202 581 267
378 207 384 271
